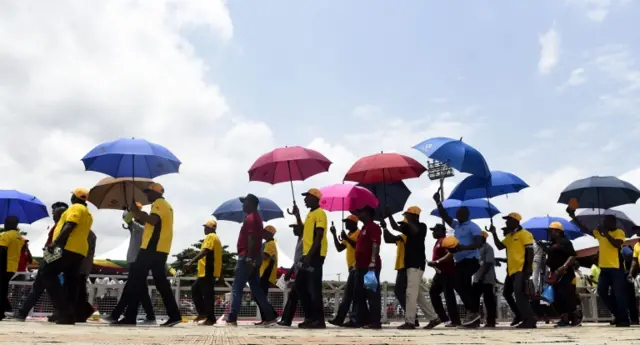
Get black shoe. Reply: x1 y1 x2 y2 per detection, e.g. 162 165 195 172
397 322 415 330
343 320 357 328
516 320 537 329
55 318 75 325
299 320 326 329
364 324 382 329
510 318 522 327
200 320 215 326
484 322 496 328
277 320 291 327
610 319 617 325
328 318 343 327
111 318 137 326
160 319 182 327
461 319 480 328
423 320 442 329
555 320 571 328
616 322 631 328
5 312 26 322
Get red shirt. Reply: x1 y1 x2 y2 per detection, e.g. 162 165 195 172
45 223 57 247
355 221 382 269
17 251 30 272
237 211 263 258
432 238 455 274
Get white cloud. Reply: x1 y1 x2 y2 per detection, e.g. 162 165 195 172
567 0 633 22
567 68 587 86
351 104 383 119
575 122 597 133
534 128 555 139
538 27 560 75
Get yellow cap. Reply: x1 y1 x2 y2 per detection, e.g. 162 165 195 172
481 231 489 238
145 182 164 194
441 236 459 249
204 219 217 228
343 215 359 223
404 206 422 215
302 188 322 199
503 212 522 222
264 225 277 234
549 221 564 231
72 188 89 201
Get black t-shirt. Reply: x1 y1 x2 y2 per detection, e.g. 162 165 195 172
546 237 577 272
401 222 427 271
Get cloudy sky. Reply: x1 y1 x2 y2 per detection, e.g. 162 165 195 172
1 0 639 282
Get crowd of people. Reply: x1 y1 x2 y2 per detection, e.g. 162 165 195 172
0 182 638 330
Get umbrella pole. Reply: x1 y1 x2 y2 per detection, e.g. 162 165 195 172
287 160 296 210
440 178 445 225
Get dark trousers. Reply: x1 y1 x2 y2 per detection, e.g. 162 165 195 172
503 272 534 321
454 259 480 313
598 268 629 324
280 286 299 324
394 269 407 314
430 272 460 324
191 276 216 321
42 250 84 321
627 281 639 324
354 269 381 327
333 269 357 324
473 283 496 324
19 261 48 316
111 262 155 320
124 250 181 321
75 275 95 321
255 275 278 320
0 249 13 315
296 257 325 323
552 273 576 315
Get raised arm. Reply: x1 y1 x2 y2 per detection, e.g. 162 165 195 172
383 227 402 244
433 190 453 227
566 208 593 236
487 225 506 250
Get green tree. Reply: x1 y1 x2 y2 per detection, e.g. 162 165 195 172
171 240 237 279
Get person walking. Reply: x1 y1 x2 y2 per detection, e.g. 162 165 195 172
75 230 96 322
382 220 408 323
225 193 277 326
353 206 382 329
255 225 279 325
427 223 460 328
0 216 26 321
472 231 497 328
328 215 360 327
187 219 223 326
277 223 303 327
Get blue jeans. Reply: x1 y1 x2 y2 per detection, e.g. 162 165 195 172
598 268 629 324
227 257 277 322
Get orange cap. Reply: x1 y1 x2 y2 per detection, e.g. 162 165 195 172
145 182 164 194
302 188 322 199
264 225 277 234
481 231 489 238
549 221 564 231
135 202 143 209
503 212 522 222
441 236 459 249
403 206 422 215
72 188 89 201
343 215 359 223
568 198 579 210
204 219 217 228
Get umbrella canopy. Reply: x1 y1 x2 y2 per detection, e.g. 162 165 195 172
319 183 379 212
558 176 640 210
412 137 490 178
213 196 284 223
449 171 529 200
248 146 332 184
430 199 500 220
0 190 48 224
573 209 637 237
357 181 411 220
88 177 153 210
82 138 181 178
343 153 425 184
521 216 584 241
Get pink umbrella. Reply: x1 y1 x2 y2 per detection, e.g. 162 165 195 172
319 183 379 212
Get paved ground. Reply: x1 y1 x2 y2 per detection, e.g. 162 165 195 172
1 320 640 344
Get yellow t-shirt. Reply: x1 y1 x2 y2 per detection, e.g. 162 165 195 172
302 208 328 257
342 230 360 269
52 203 93 256
0 230 25 272
260 240 278 283
593 229 625 269
395 234 407 270
141 198 174 254
590 264 601 283
632 242 640 266
197 232 222 278
502 228 534 276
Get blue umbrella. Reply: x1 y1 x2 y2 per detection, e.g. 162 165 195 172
430 198 500 220
449 171 529 200
558 176 640 210
213 196 284 223
412 137 490 178
82 138 181 179
521 216 584 241
574 209 637 237
0 190 48 224
357 181 411 221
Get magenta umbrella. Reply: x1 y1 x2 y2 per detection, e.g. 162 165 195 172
319 183 379 212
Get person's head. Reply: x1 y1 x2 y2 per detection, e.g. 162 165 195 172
71 187 89 205
502 212 522 231
357 205 376 223
547 221 565 241
52 202 69 223
203 219 217 235
240 193 260 213
455 206 470 223
402 206 421 224
480 231 489 244
603 214 617 231
430 223 446 239
302 188 322 209
143 182 164 203
264 225 276 240
343 215 359 231
3 216 19 230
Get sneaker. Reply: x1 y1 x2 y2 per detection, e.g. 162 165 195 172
111 318 136 326
299 320 326 329
160 319 182 327
55 318 75 325
516 320 537 329
276 320 291 327
462 313 481 326
327 319 342 327
555 320 571 328
364 324 382 330
571 315 583 327
461 319 480 328
423 320 442 329
5 312 26 322
343 320 357 328
397 322 416 330
414 320 420 327
141 319 157 325
616 322 631 328
194 315 207 323
484 323 496 328
444 321 459 328
226 320 238 326
199 320 215 326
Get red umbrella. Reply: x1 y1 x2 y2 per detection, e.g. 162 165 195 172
343 152 426 184
248 146 332 203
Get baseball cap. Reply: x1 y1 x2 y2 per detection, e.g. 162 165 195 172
502 212 522 222
548 221 564 231
429 223 446 232
72 188 89 201
481 231 489 238
145 182 164 194
239 193 260 205
301 188 322 199
441 236 459 249
264 225 277 234
343 215 359 223
403 206 422 215
204 219 217 228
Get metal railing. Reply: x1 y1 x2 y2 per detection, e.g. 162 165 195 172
6 272 621 323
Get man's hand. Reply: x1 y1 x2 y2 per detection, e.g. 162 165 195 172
554 266 566 277
433 190 441 204
565 206 575 218
486 224 497 233
284 271 292 281
379 218 387 229
427 261 436 267
368 262 376 270
340 230 348 240
291 204 300 217
329 222 337 234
